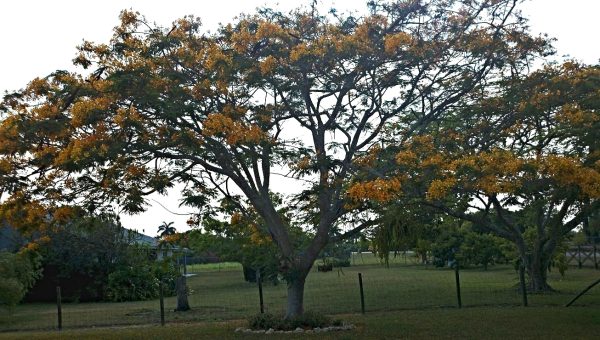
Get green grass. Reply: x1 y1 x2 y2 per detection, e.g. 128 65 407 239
1 254 598 333
186 261 242 272
1 307 599 339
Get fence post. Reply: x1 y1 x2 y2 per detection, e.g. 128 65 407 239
454 262 462 308
257 269 264 314
56 286 62 331
594 244 598 270
358 273 365 314
519 264 528 307
578 245 582 269
159 281 165 326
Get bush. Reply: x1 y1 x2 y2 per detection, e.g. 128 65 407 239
331 258 351 267
105 264 158 302
248 311 340 330
105 250 179 302
0 250 42 310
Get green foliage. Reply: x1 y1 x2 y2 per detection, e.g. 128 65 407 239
188 221 281 283
33 212 179 302
459 233 509 270
37 213 133 301
330 258 351 268
0 250 42 310
429 227 512 269
431 229 464 267
320 241 352 268
157 221 176 238
105 247 178 302
247 311 339 330
415 239 432 263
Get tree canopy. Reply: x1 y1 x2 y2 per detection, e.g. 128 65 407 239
349 62 600 290
0 0 550 316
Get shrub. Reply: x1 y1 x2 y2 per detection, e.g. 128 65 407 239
331 258 351 267
248 311 339 330
105 250 178 302
0 250 42 310
105 264 158 302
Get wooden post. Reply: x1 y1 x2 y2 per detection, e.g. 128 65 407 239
257 269 264 314
56 286 62 331
454 262 462 308
578 245 582 269
358 273 365 314
159 281 165 326
519 264 528 307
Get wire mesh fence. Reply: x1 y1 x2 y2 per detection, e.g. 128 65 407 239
1 252 599 332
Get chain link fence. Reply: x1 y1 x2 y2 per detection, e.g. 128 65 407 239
1 252 599 332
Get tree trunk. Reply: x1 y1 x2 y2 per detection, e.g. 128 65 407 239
285 275 306 319
516 239 553 292
527 258 551 292
175 276 190 311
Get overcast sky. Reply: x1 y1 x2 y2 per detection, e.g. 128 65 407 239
1 0 598 235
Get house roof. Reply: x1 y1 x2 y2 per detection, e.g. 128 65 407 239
129 230 159 247
0 223 24 252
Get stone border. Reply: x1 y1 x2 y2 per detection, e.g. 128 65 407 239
235 324 355 334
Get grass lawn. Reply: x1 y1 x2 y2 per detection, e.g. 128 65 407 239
1 307 599 339
1 253 598 333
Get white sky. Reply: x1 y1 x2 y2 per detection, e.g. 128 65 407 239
1 0 598 235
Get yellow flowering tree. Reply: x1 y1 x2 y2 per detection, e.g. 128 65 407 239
350 63 600 291
0 1 547 316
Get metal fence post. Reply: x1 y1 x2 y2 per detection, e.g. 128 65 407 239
257 269 264 314
454 262 462 308
358 273 365 314
56 286 62 331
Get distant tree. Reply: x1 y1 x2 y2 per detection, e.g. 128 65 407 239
0 248 41 310
157 221 177 238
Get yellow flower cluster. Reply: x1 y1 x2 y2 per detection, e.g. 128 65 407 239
0 158 12 174
540 155 600 198
70 97 112 127
230 212 243 225
294 156 312 170
347 177 402 203
202 113 266 145
556 104 597 127
249 223 270 245
427 177 457 200
384 32 413 54
260 55 278 75
52 206 75 223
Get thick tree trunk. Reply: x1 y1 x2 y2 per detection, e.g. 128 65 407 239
285 275 307 319
515 238 553 292
527 255 551 292
175 276 190 311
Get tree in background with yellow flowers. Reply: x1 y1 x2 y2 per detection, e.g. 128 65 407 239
349 62 600 291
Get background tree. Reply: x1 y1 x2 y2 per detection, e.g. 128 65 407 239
157 221 176 239
0 0 548 316
0 247 41 311
350 62 600 291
